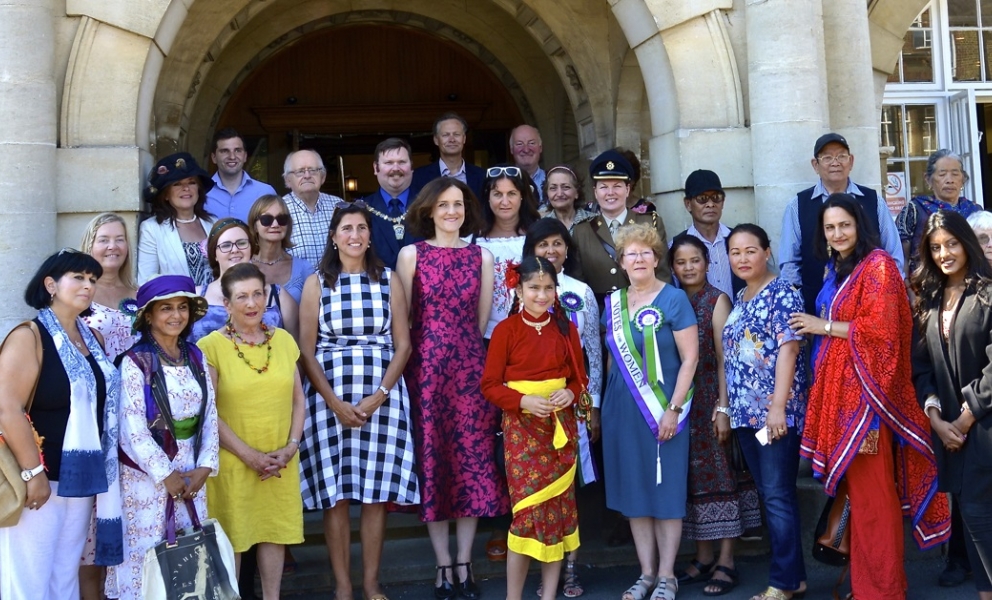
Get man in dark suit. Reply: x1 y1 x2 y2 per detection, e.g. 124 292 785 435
363 137 420 270
410 112 486 202
573 150 670 308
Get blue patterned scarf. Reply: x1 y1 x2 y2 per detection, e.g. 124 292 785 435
36 308 123 565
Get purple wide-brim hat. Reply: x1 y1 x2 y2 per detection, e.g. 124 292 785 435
133 274 209 332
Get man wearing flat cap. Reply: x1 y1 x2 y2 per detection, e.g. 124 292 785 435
675 169 743 300
777 133 904 315
573 149 671 308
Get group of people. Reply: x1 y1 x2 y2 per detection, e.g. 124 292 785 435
0 116 989 600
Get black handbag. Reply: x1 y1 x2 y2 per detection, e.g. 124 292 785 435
726 430 749 475
813 480 851 567
141 496 240 600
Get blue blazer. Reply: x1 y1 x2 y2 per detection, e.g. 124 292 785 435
363 191 421 270
410 161 486 204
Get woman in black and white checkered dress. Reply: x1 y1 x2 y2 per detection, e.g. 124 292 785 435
298 203 419 600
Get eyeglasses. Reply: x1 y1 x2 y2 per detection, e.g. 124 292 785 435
487 166 521 178
979 233 992 247
622 250 655 261
691 193 725 206
216 239 251 253
816 154 851 166
289 167 324 177
258 214 289 227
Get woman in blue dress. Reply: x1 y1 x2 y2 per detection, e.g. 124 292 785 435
602 223 699 600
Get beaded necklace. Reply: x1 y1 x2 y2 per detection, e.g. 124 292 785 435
225 321 273 374
152 336 188 367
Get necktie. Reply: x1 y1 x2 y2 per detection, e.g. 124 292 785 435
609 219 620 238
388 198 402 218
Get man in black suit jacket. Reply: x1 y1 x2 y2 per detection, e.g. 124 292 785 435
410 112 486 202
363 137 420 270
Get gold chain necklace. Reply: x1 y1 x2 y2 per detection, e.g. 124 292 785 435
521 313 552 335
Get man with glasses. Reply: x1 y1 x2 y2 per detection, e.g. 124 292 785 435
363 137 419 269
205 127 276 222
282 149 344 266
410 112 486 201
777 133 904 315
572 149 671 308
675 169 742 299
509 125 546 207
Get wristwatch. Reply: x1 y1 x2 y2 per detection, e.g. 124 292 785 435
20 464 44 482
715 406 730 416
668 404 683 414
378 385 390 396
824 321 833 336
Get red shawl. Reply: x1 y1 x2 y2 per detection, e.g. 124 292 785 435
800 250 949 550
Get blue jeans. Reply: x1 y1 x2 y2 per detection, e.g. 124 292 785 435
736 426 807 591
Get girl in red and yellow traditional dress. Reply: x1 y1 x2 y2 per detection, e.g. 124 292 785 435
481 256 589 600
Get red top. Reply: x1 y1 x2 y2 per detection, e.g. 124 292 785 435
482 311 585 410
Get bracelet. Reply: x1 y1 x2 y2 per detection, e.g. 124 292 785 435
378 385 389 396
715 406 730 416
824 320 833 337
287 437 300 446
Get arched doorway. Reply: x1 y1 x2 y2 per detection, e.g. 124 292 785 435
215 22 526 197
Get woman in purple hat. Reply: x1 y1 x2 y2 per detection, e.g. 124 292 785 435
110 275 220 600
137 152 218 287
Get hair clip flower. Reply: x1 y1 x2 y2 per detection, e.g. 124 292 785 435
504 261 521 292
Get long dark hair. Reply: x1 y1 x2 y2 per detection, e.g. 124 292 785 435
508 256 570 337
912 210 992 326
522 218 579 277
318 203 385 290
406 178 483 239
479 166 541 237
815 193 880 284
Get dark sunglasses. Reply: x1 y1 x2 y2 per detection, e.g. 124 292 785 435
258 214 289 227
691 193 725 206
487 166 522 178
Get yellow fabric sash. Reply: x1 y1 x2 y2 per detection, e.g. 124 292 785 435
507 378 568 450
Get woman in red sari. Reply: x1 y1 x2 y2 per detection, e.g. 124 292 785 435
481 256 586 600
790 193 949 599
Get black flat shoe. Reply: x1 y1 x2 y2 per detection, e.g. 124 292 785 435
435 565 456 600
456 562 480 600
676 558 716 585
938 559 972 587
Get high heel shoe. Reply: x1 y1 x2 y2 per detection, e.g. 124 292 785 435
456 562 480 600
435 565 456 600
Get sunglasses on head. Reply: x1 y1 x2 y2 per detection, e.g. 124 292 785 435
258 214 289 227
487 166 522 178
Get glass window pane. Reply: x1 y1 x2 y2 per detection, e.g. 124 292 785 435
903 30 934 82
905 105 938 157
950 0 979 27
917 8 931 28
881 105 906 157
984 30 992 79
952 29 983 80
908 160 931 198
984 1 992 26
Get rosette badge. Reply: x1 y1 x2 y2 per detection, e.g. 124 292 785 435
634 306 664 332
119 298 139 319
560 291 584 314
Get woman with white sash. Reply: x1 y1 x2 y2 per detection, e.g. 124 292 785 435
601 223 699 600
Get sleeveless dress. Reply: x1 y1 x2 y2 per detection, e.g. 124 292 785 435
683 283 761 540
298 270 419 508
405 242 509 521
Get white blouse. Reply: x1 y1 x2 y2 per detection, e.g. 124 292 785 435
559 273 603 408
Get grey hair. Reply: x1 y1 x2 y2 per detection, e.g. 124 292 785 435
282 149 325 176
924 149 970 184
967 210 992 231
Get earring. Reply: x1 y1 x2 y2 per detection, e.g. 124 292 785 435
332 243 338 250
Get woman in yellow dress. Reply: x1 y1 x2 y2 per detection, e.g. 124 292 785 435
197 262 305 600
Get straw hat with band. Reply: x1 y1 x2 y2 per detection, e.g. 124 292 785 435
133 275 209 333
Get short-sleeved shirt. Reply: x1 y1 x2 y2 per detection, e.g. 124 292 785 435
722 276 807 430
284 191 344 266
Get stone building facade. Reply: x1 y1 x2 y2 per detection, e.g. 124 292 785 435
0 0 929 331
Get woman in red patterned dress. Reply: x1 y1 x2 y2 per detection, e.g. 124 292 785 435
791 193 949 600
397 178 508 599
481 256 586 600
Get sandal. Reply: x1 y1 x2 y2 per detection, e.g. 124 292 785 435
486 538 508 562
649 577 677 600
675 558 716 585
622 574 657 600
563 560 584 597
749 586 791 600
702 566 739 597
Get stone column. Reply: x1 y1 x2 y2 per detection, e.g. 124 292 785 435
745 0 829 243
823 0 883 188
0 0 57 333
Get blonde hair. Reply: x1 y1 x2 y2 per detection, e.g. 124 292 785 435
79 212 136 290
615 222 663 261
